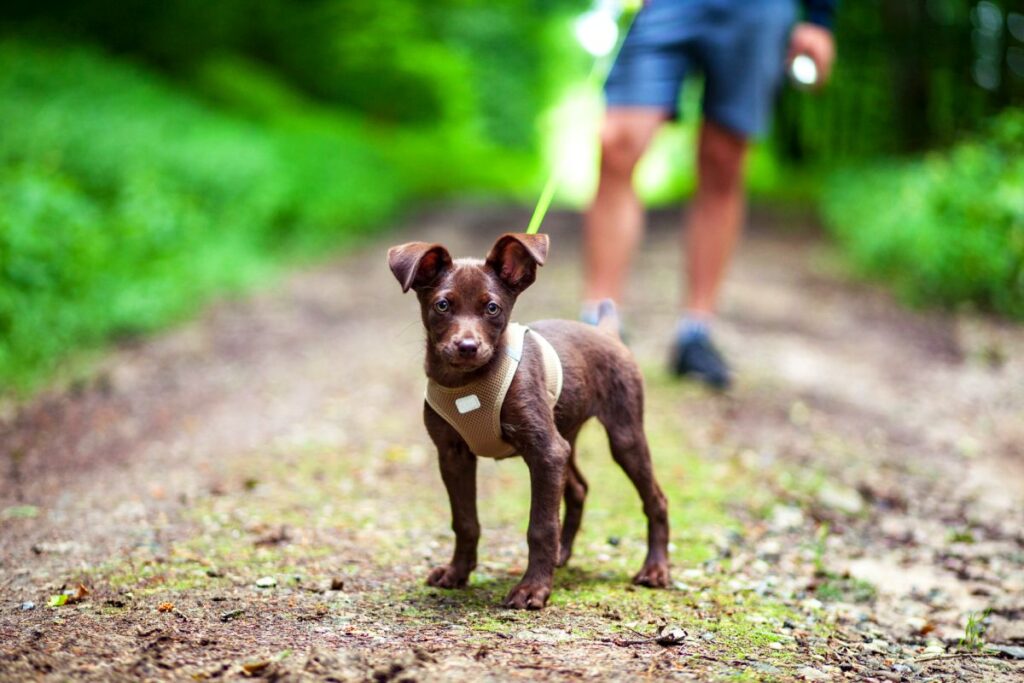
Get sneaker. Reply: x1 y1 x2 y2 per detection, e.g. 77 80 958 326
670 331 732 390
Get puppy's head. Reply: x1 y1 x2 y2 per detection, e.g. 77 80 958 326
388 233 549 373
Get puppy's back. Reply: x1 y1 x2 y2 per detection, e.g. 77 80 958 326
528 320 643 419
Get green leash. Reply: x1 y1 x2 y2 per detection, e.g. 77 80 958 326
525 1 643 235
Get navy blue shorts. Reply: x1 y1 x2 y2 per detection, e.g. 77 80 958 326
605 0 798 137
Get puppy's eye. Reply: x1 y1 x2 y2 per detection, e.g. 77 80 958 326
485 302 501 316
434 299 450 314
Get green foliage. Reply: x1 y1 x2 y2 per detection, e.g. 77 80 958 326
822 109 1024 318
960 609 991 651
774 0 1023 163
0 41 406 392
0 0 579 393
2 0 578 149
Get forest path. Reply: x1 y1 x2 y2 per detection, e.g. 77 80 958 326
2 206 1023 681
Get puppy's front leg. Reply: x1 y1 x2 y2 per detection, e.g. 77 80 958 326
426 443 479 588
503 434 569 610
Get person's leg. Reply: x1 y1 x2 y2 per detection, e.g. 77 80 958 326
684 119 749 316
583 108 667 306
669 121 748 389
671 0 796 388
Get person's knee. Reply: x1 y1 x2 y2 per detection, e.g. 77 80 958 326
697 125 747 195
599 121 649 178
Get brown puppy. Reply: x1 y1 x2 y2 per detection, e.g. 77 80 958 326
388 233 669 610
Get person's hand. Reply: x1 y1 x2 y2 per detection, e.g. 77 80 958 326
788 23 835 87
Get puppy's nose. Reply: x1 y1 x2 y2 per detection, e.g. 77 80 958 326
457 339 479 358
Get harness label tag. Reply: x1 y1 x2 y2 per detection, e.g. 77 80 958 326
455 394 482 414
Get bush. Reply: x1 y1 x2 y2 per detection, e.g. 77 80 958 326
822 109 1024 319
0 40 406 392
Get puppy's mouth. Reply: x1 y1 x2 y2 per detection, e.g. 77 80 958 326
438 346 494 372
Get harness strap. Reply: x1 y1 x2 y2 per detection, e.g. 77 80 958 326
425 323 563 459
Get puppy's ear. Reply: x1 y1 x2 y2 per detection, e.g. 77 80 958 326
485 233 549 294
387 242 452 293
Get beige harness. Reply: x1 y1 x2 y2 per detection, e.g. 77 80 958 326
425 323 563 459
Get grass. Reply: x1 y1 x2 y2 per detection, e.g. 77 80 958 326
960 609 990 652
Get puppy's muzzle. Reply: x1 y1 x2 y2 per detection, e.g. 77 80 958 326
457 339 479 358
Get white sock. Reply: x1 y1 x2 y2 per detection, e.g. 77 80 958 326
676 311 713 342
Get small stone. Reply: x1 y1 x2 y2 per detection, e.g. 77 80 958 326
797 666 829 681
800 598 824 612
749 662 781 675
255 576 277 588
514 628 572 644
700 631 716 641
922 643 945 656
330 578 345 591
863 639 890 654
20 602 35 611
816 482 865 515
989 644 1024 660
770 505 805 530
906 616 929 633
607 536 620 546
656 626 687 646
758 539 783 559
986 615 1024 644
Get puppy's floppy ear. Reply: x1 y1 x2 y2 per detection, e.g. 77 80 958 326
387 242 452 293
485 233 549 294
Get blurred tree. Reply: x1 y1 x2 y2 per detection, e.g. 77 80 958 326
0 0 582 149
775 0 1023 163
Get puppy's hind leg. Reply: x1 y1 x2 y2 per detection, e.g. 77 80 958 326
599 407 670 588
558 446 588 568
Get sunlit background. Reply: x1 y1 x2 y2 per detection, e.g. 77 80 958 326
0 0 1022 393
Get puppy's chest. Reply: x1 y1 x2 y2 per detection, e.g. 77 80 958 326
425 323 562 459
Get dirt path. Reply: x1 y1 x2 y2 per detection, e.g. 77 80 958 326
2 206 1023 682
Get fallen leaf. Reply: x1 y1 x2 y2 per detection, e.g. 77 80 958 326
242 660 270 675
157 602 175 613
49 584 90 608
69 584 90 604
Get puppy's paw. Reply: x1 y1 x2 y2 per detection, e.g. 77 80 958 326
502 580 551 610
632 561 670 588
426 564 469 589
